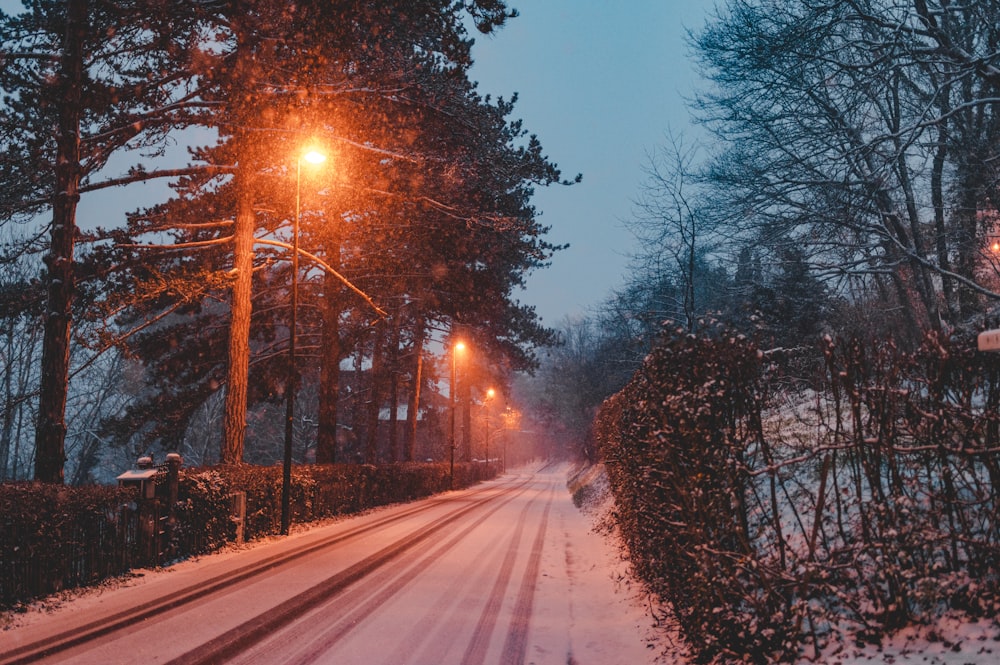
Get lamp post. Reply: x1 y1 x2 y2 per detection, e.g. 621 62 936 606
502 406 514 473
281 147 326 536
484 387 495 466
449 341 465 489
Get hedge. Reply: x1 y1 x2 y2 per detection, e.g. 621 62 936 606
1 461 495 609
596 325 1000 663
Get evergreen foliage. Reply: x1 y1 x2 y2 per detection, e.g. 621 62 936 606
1 0 569 476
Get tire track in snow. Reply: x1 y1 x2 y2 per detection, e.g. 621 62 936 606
458 496 531 665
239 480 534 664
164 477 535 665
381 527 509 665
500 479 555 665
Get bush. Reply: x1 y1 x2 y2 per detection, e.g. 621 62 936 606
596 325 1000 662
0 483 137 608
2 460 495 609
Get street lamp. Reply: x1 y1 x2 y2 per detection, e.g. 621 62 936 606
484 387 495 467
502 406 515 473
449 341 465 489
281 147 326 536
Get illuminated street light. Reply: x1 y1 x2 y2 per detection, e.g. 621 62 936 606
484 387 495 467
281 146 326 536
449 341 465 489
501 406 517 473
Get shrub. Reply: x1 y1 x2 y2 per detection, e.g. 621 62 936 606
0 483 137 607
2 460 494 609
596 325 1000 662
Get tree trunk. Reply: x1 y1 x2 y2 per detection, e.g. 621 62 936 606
956 189 984 318
461 361 472 462
219 21 263 466
1 325 15 480
386 313 402 462
364 322 386 464
931 96 958 321
35 0 87 483
316 271 342 464
221 166 254 464
350 350 364 460
404 320 426 462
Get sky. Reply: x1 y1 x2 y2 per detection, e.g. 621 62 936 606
468 1 718 325
0 0 720 327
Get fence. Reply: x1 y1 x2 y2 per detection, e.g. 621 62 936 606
1 460 496 609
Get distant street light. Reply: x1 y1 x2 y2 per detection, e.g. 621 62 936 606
281 147 327 536
502 406 516 473
449 341 465 489
484 387 495 466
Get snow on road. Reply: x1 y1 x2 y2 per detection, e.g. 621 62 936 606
6 463 999 664
1 465 670 665
516 465 666 665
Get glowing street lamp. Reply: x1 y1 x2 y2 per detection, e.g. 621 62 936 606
501 406 517 473
449 341 465 489
484 387 495 466
281 146 327 536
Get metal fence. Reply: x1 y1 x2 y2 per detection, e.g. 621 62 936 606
1 457 180 608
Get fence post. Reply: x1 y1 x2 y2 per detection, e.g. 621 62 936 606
163 453 182 561
230 492 247 545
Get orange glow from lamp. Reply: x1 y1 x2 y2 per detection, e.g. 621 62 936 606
281 146 326 536
449 341 466 488
303 149 326 165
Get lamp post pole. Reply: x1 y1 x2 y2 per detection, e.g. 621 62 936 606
281 149 325 536
484 387 495 467
448 341 464 489
502 406 512 473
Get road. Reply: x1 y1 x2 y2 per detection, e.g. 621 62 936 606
2 465 658 665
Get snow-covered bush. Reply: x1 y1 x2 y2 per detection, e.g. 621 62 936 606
0 482 136 608
597 324 1000 663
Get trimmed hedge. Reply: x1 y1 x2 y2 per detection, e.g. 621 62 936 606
173 462 490 548
596 326 1000 663
1 483 138 608
2 461 495 609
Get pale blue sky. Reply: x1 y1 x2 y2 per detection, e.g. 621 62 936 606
470 1 717 324
2 0 719 326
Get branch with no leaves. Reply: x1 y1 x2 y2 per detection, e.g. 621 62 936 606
117 237 233 251
255 238 387 319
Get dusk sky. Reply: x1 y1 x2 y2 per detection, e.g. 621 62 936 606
469 1 717 325
2 0 720 327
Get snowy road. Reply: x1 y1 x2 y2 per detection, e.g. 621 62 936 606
3 466 658 665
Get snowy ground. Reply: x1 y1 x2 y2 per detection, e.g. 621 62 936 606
3 463 998 664
567 464 1000 665
808 614 1000 665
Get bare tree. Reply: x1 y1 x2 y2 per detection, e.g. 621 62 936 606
693 0 1000 335
626 134 718 331
0 249 43 480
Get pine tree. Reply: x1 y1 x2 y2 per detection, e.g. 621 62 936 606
89 0 569 466
1 0 211 481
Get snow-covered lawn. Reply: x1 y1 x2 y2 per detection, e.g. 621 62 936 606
572 462 1000 665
